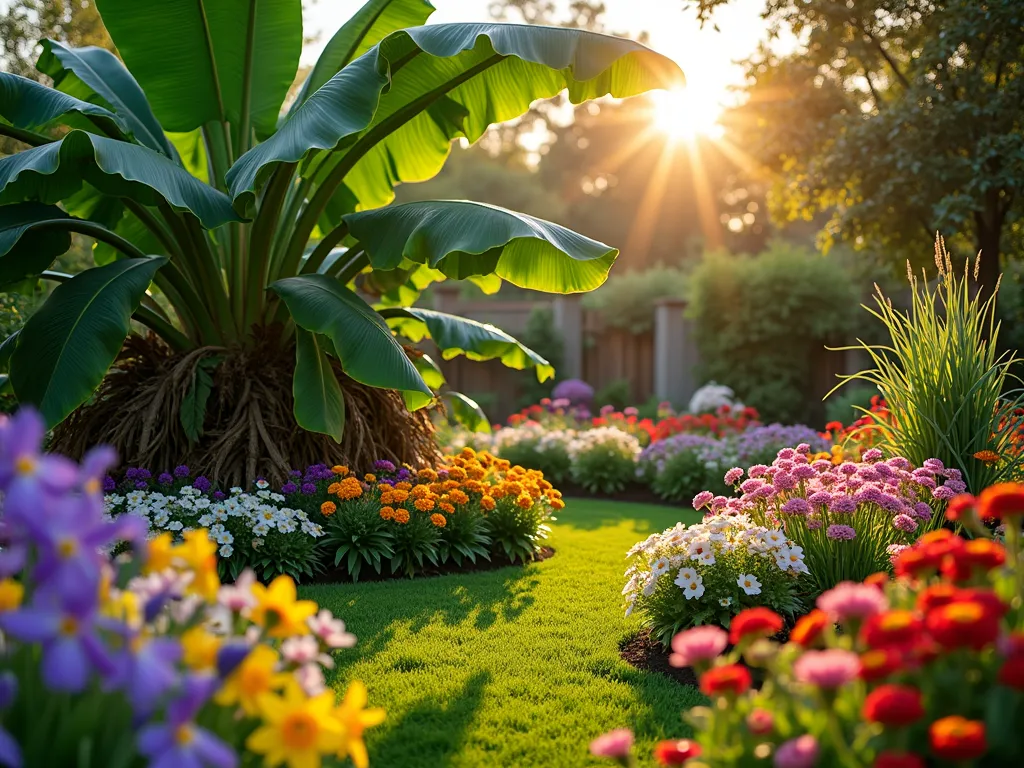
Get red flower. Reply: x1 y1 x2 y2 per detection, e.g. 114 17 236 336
745 709 773 735
874 752 925 768
863 684 925 727
700 664 752 697
976 482 1024 520
998 657 1024 690
960 539 1007 573
955 588 1008 618
916 583 959 613
864 572 890 590
925 600 1001 650
653 739 701 765
728 608 783 645
861 610 922 649
859 649 904 682
790 609 830 648
945 493 975 522
929 716 986 761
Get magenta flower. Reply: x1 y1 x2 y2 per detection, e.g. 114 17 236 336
817 581 889 623
862 448 883 462
590 729 633 759
793 649 860 688
724 467 744 485
826 524 856 541
828 496 856 514
792 464 817 481
781 498 811 515
892 514 918 533
692 490 714 510
670 626 728 668
774 735 819 768
773 472 797 491
932 485 955 501
748 464 769 478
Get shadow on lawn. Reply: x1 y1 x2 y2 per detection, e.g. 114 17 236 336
555 498 699 533
366 670 491 767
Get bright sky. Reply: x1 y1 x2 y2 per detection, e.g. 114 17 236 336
303 0 782 132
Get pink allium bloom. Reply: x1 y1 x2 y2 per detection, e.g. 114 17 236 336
923 458 945 471
670 626 728 667
838 462 858 476
775 459 794 472
807 491 832 506
748 464 769 478
857 468 880 483
590 729 634 759
913 502 933 521
773 472 797 491
308 609 358 648
711 495 729 510
862 448 883 462
855 486 884 505
892 513 918 533
793 649 860 688
218 568 257 612
826 524 856 540
777 447 796 461
914 475 937 490
945 479 968 494
811 460 832 473
692 490 715 510
792 465 817 481
943 467 963 481
817 581 889 622
933 485 955 501
796 443 811 454
829 495 857 514
774 735 820 768
740 478 764 494
781 498 811 515
887 457 912 471
887 544 909 564
724 467 744 485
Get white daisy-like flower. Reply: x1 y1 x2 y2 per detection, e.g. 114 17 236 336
252 522 270 537
682 581 705 600
650 557 671 576
677 567 698 584
697 550 716 566
255 479 270 490
737 574 762 595
218 544 234 557
719 597 733 607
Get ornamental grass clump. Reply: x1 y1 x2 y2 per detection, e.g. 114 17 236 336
594 482 1024 767
835 235 1024 492
568 426 643 494
0 408 381 768
694 444 964 597
623 513 806 646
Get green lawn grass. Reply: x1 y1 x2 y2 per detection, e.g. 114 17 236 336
301 498 705 768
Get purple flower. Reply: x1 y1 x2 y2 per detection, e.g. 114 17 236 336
373 459 397 473
0 409 78 525
301 482 317 495
862 448 883 462
0 729 18 768
135 481 148 490
110 636 182 714
811 459 832 472
396 467 412 481
829 496 856 514
692 491 714 510
795 442 811 454
838 462 858 476
932 485 955 501
774 735 819 768
212 490 225 501
280 481 298 495
807 491 832 506
138 675 237 768
192 476 212 493
173 465 190 478
777 447 796 461
781 498 811 515
923 458 945 471
158 473 174 485
102 475 117 492
724 467 744 485
913 501 933 521
792 464 817 481
288 469 302 478
945 479 968 494
893 514 918 533
552 378 594 406
826 524 856 541
773 472 797 491
748 464 769 478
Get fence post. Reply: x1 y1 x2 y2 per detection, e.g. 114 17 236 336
654 297 696 408
553 295 583 380
433 282 461 315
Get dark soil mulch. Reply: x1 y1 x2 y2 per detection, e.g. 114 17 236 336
309 546 556 584
620 628 700 687
559 481 681 506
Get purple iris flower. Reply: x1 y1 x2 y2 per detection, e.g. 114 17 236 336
396 467 411 481
280 482 298 495
288 469 302 478
0 729 19 768
0 604 115 692
110 636 182 715
138 675 237 768
173 465 191 478
0 409 78 526
192 476 212 493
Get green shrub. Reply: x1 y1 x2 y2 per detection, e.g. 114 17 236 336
389 512 443 577
582 263 688 334
650 449 718 503
687 243 859 423
485 496 552 563
567 427 642 494
594 378 631 411
824 383 879 426
322 494 394 581
438 506 492 566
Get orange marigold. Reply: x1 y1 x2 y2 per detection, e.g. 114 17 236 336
505 481 523 496
466 466 486 481
430 513 447 528
389 489 409 504
516 494 533 509
336 476 363 500
332 465 349 475
414 497 436 512
481 495 496 511
460 447 476 460
464 480 484 494
393 508 410 524
327 482 343 495
410 484 431 499
320 501 337 517
394 481 413 491
379 506 395 521
417 468 438 482
439 502 455 514
443 480 461 491
447 466 468 482
449 489 470 505
364 473 377 482
550 498 565 511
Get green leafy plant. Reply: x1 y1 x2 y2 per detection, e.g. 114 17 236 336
322 495 395 582
567 427 641 494
581 262 688 334
650 448 717 503
836 237 1024 492
389 512 442 577
485 496 551 564
437 506 491 567
0 0 683 480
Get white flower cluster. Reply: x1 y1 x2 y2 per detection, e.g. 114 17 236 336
491 421 548 453
687 381 744 415
567 426 642 462
104 485 325 558
622 514 807 615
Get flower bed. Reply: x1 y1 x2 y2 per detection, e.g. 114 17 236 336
0 409 382 767
105 450 562 583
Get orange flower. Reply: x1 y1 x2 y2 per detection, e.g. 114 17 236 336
929 717 986 762
364 473 376 483
393 508 410 524
861 610 921 649
332 465 349 475
389 489 409 504
976 482 1024 519
516 494 533 509
480 495 496 511
379 490 395 505
413 497 435 512
328 482 342 495
438 501 455 514
549 498 565 511
925 600 1000 650
379 506 395 521
394 481 412 491
449 489 469 505
320 501 337 517
945 494 976 522
859 648 903 682
417 468 438 482
336 477 363 500
790 609 830 648
460 447 476 460
973 449 1001 464
430 513 447 528
447 466 467 482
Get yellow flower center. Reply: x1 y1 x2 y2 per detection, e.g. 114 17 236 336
175 725 194 745
240 664 271 697
281 711 319 750
947 603 983 624
59 617 78 636
880 611 913 631
58 538 78 559
84 478 100 494
15 455 34 475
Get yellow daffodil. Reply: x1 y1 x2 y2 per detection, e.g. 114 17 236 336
181 626 222 672
247 684 343 768
101 589 140 626
144 532 174 574
334 681 386 768
250 575 318 638
215 645 291 716
0 579 23 612
173 530 220 599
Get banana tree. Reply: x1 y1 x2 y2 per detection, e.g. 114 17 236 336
0 0 683 479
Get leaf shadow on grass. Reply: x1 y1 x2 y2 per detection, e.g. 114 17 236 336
363 670 492 768
554 499 699 533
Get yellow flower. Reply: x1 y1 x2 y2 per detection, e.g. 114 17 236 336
102 589 140 625
250 575 318 638
144 532 174 574
0 579 24 612
334 681 386 768
173 530 220 599
181 626 222 672
215 645 291 716
248 684 343 768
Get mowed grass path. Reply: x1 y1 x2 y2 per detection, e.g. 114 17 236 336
301 499 704 768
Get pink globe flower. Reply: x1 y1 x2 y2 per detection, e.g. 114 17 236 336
793 649 861 688
590 728 634 759
670 626 728 668
774 735 819 768
817 581 889 623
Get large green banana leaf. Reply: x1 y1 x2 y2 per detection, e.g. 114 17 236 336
271 274 433 409
0 203 73 287
443 391 490 433
0 72 127 138
11 256 167 426
291 0 436 114
382 307 554 382
0 131 240 229
94 0 302 139
227 23 684 213
345 200 618 293
293 328 346 442
37 41 175 157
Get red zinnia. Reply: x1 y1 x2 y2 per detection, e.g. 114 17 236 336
873 752 925 768
929 716 986 761
925 600 1001 650
945 493 976 522
955 588 1008 618
700 664 752 697
960 539 1007 572
998 656 1024 690
790 609 830 648
864 572 890 590
728 607 783 644
894 548 938 580
976 482 1024 520
653 739 701 765
916 583 959 613
859 648 903 682
861 610 922 649
863 684 925 727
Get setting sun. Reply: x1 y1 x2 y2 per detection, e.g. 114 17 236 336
650 89 724 141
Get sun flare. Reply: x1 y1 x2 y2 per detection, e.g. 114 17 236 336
650 89 724 141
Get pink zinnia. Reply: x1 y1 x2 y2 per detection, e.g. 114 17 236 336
692 490 714 510
724 467 744 485
670 625 728 667
817 581 889 623
590 729 633 758
773 735 819 768
826 524 856 540
793 649 860 688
